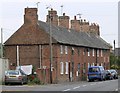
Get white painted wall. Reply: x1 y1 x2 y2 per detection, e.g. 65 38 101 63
0 59 9 83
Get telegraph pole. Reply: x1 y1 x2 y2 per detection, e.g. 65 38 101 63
46 6 53 84
113 40 116 69
1 28 3 58
49 13 53 84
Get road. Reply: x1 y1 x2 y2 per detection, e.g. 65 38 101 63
1 79 119 92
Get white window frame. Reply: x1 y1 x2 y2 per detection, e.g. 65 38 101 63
60 45 63 54
65 62 68 74
65 46 68 54
97 49 99 57
88 63 90 68
60 62 64 74
88 49 90 56
108 57 109 62
92 49 94 56
83 49 85 55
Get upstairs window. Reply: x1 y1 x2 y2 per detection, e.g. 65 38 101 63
87 49 90 56
97 49 99 57
78 48 80 56
65 46 68 54
83 49 86 55
72 47 74 55
60 45 63 54
92 49 95 56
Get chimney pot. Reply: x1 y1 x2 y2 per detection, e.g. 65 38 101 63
74 16 76 20
51 8 53 11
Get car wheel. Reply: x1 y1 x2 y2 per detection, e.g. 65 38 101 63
21 80 24 85
5 82 8 85
99 76 103 81
114 75 116 79
88 79 92 82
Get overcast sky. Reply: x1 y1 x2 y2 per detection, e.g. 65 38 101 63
0 0 119 48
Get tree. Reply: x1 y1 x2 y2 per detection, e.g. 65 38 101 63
110 53 120 69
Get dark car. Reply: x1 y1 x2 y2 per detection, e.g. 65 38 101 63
105 70 113 80
88 66 106 82
109 69 118 79
5 69 28 85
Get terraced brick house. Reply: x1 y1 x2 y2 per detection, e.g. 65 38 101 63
4 8 111 83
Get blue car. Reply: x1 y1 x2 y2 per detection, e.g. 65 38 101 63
88 66 106 82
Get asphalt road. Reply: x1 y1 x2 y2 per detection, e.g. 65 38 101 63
1 79 119 92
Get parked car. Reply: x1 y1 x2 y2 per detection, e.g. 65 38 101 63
109 69 118 79
88 66 106 82
105 70 113 80
5 69 28 85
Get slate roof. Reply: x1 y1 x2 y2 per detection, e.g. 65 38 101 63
38 21 111 49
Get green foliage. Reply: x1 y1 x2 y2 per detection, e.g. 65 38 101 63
28 77 44 85
110 53 120 70
30 78 41 84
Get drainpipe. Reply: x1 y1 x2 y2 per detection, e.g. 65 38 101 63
96 49 97 66
39 45 42 68
16 45 19 67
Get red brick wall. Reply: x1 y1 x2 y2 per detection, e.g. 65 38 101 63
4 42 110 83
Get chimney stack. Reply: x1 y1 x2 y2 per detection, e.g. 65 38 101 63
24 8 38 24
71 16 81 31
46 8 58 26
79 19 89 32
89 23 100 36
59 13 70 29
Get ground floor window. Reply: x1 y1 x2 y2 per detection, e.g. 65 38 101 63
60 62 64 74
65 62 68 74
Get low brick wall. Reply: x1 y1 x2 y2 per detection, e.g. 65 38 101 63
36 68 50 84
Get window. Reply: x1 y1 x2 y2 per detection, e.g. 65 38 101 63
65 46 68 54
101 50 103 57
60 45 63 54
88 63 90 68
92 63 95 66
92 49 94 56
72 47 74 55
87 49 90 56
108 57 109 62
60 62 64 74
77 63 80 72
65 62 68 74
97 50 99 57
78 48 80 56
83 49 86 55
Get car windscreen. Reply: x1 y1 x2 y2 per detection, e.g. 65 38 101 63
89 68 100 72
7 71 19 75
